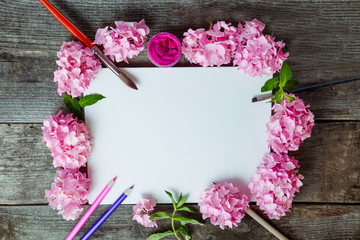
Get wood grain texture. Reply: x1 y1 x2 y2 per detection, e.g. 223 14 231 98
292 121 360 203
1 1 359 239
0 204 358 240
1 0 360 121
0 123 55 204
1 121 359 205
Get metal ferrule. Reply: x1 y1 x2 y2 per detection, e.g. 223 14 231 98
92 46 138 90
92 45 121 77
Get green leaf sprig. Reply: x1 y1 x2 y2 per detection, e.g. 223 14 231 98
147 191 203 240
63 93 105 120
260 62 298 104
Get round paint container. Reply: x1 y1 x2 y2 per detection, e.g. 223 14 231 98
147 32 182 67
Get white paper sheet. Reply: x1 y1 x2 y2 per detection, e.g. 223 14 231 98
84 67 270 204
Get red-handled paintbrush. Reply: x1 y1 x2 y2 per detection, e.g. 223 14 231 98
39 0 138 90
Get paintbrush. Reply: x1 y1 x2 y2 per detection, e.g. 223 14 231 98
252 77 360 102
39 0 138 90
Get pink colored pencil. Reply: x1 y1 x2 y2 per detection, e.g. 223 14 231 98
65 176 117 240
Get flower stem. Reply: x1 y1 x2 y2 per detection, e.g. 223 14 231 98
171 209 181 240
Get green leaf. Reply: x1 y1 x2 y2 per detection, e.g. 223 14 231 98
176 194 188 208
261 77 279 92
149 211 171 221
165 190 176 210
172 217 203 225
79 94 105 108
63 93 83 120
146 230 173 240
177 193 183 205
283 79 298 91
177 225 191 240
284 93 296 102
279 62 292 87
177 206 196 213
274 88 284 104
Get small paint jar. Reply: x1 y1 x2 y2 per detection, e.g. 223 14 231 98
147 32 182 67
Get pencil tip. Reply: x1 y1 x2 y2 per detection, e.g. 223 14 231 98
252 97 257 103
113 176 117 181
129 185 134 189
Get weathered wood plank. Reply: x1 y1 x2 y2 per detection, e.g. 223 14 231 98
296 82 360 120
1 1 359 239
1 0 360 122
292 121 360 203
0 123 55 205
0 57 66 123
0 121 359 205
0 204 358 240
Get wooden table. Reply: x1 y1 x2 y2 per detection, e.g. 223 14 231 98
1 1 359 239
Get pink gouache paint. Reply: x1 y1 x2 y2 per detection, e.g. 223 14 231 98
147 32 182 67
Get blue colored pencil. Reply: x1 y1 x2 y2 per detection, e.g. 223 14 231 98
80 185 134 240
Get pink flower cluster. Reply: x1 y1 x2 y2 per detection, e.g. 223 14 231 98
233 19 289 77
94 19 150 63
54 41 101 97
132 198 158 228
182 19 288 76
45 168 90 221
182 21 239 67
267 94 315 154
248 153 303 220
199 181 249 229
42 111 91 169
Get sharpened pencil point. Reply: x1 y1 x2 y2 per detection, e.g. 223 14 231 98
124 186 134 196
108 177 117 187
252 97 257 103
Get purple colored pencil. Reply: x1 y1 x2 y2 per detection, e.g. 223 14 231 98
80 185 134 240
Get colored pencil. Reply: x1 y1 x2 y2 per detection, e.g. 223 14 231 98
38 0 138 90
65 177 117 240
80 185 134 240
252 77 360 103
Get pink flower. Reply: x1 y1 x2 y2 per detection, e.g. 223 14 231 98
132 199 158 228
248 153 304 220
238 18 265 42
234 34 289 77
199 181 249 230
54 41 101 97
267 94 315 154
182 21 239 67
93 19 150 63
45 168 90 221
182 19 288 75
42 111 91 169
233 19 289 77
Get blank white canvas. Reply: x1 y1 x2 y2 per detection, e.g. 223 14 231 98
84 67 270 204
